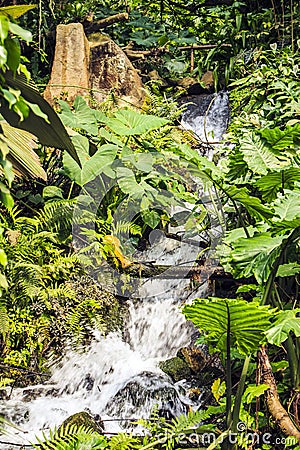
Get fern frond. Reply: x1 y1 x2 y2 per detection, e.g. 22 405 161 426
37 199 75 241
10 262 44 298
0 301 9 336
33 423 106 450
108 432 138 450
112 220 142 237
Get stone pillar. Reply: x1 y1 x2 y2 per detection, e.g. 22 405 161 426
89 34 145 107
44 23 90 105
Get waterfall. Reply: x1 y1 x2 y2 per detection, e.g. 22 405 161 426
0 92 229 448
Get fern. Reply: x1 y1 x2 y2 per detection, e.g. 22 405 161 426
112 220 142 237
33 423 106 450
37 199 76 241
138 409 211 450
108 432 138 450
0 300 9 336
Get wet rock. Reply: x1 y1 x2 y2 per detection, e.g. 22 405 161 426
22 386 47 402
201 71 214 91
159 357 192 382
44 23 90 105
147 70 168 86
105 371 187 420
58 411 103 434
177 76 206 95
178 347 208 374
89 33 145 107
0 388 9 400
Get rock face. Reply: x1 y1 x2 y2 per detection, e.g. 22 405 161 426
89 34 145 107
105 372 188 420
159 357 192 382
58 411 103 434
44 24 145 107
44 23 91 105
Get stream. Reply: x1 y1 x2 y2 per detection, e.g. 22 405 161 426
0 92 229 449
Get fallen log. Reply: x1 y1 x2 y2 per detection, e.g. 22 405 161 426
85 12 129 33
123 261 227 280
123 43 231 59
258 345 300 442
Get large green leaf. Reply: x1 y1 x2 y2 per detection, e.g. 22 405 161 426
63 143 118 186
219 229 285 283
272 190 300 231
223 185 273 220
116 166 145 197
261 123 300 150
0 71 79 164
0 5 36 19
1 121 46 180
59 97 102 136
239 133 290 175
106 109 169 136
183 298 273 356
229 232 285 282
255 168 300 202
264 310 300 346
276 263 300 277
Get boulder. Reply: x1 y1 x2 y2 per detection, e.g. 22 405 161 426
177 347 208 374
105 371 187 420
159 357 192 382
58 411 103 434
44 25 145 107
44 23 90 105
200 70 214 91
177 76 207 95
89 33 145 107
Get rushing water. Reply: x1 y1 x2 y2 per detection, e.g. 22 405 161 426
0 92 229 448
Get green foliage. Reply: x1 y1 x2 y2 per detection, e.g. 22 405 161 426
183 298 274 356
264 310 300 346
34 423 107 450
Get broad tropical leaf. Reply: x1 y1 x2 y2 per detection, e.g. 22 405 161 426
0 5 36 19
264 310 300 346
223 185 273 220
0 71 79 164
1 121 46 180
183 298 273 356
229 232 284 282
59 96 103 136
116 166 145 197
239 133 290 175
219 230 285 283
63 142 118 186
276 263 300 277
255 168 300 202
260 123 300 150
272 189 300 231
106 109 169 136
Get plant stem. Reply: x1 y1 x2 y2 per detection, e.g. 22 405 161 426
226 302 232 429
232 355 251 431
285 335 300 390
68 181 74 200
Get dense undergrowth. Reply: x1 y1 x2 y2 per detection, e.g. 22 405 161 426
0 1 300 449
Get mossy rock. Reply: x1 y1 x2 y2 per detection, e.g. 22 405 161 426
159 357 192 382
58 411 102 434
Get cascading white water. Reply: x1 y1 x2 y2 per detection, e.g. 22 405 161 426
0 288 204 447
0 92 229 449
181 92 229 159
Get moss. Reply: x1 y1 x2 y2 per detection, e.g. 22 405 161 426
58 411 102 434
159 357 192 382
